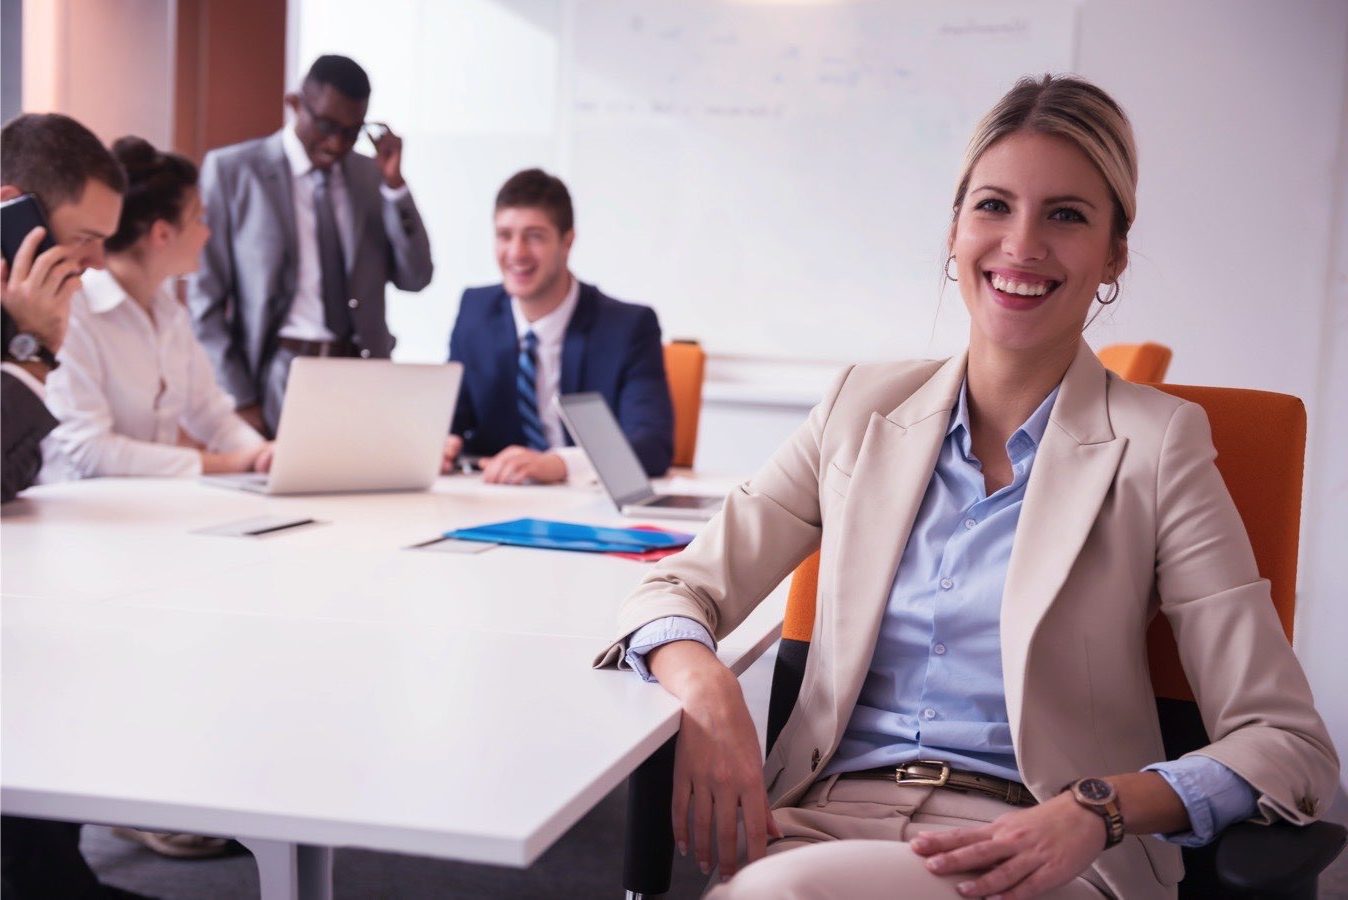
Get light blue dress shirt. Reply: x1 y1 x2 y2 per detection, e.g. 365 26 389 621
626 381 1258 846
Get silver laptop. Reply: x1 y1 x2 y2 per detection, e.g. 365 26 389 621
205 358 462 495
556 392 723 520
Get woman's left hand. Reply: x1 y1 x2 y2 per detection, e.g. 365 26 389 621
909 793 1106 899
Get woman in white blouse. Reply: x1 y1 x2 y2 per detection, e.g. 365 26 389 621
44 137 271 481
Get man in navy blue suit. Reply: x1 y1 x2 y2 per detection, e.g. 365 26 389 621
443 169 673 485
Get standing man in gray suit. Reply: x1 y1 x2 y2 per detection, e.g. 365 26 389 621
189 54 434 436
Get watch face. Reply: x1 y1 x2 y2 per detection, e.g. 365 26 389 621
1077 777 1114 802
8 332 38 361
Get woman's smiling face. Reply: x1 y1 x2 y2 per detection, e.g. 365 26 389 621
951 129 1126 357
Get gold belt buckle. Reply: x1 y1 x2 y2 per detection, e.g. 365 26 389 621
896 760 951 787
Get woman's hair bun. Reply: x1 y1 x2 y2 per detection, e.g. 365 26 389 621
110 136 161 175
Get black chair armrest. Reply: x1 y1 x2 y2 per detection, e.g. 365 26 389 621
1214 820 1347 896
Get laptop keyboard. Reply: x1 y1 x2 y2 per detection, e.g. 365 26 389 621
208 472 269 488
647 495 721 509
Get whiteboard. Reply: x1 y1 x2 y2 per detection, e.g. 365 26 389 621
293 0 1077 364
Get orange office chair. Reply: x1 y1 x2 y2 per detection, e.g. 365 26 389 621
663 340 706 469
1097 342 1173 382
622 385 1345 898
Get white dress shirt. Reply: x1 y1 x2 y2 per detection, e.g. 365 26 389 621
42 268 264 481
277 126 410 342
508 277 594 482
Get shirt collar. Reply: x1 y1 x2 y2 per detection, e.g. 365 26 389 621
949 378 1061 464
280 125 315 179
80 268 132 314
281 125 345 186
510 276 580 346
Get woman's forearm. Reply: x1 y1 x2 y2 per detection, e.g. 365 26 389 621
1105 771 1190 835
647 638 734 702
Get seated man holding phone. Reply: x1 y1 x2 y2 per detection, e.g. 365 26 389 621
444 169 674 485
1 113 125 504
0 113 151 898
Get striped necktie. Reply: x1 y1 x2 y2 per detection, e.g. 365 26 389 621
516 330 548 450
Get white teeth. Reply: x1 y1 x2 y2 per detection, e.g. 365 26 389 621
990 273 1051 297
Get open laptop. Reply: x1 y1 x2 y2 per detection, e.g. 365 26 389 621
556 392 724 521
205 358 462 495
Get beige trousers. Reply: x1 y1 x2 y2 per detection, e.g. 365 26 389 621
706 775 1111 900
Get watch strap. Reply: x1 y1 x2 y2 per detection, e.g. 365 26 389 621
5 330 58 370
1097 799 1125 848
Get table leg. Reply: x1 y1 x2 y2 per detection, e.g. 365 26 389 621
622 734 678 898
241 837 334 900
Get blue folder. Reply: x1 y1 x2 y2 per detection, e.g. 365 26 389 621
444 518 694 553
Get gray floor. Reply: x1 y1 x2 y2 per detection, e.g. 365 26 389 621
82 780 710 899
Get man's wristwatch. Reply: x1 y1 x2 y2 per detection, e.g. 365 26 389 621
5 331 58 370
1066 777 1125 848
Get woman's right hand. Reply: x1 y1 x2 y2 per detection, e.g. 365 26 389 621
200 444 266 474
647 640 782 881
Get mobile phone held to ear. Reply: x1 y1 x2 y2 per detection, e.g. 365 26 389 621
1 194 56 265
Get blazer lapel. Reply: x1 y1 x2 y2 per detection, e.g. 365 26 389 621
1000 341 1126 745
826 353 966 742
560 283 594 396
260 132 299 327
489 292 520 427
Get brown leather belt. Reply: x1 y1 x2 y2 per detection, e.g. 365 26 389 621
277 337 357 358
843 760 1038 807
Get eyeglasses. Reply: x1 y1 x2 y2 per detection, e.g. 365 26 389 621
299 98 389 145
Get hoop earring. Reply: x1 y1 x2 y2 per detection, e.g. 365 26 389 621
1096 282 1120 305
945 254 958 282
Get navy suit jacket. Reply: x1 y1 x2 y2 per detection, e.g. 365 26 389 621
448 282 674 476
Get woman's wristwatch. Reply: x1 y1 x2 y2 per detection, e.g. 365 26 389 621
1066 777 1125 848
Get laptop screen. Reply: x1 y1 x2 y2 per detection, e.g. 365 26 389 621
556 393 655 507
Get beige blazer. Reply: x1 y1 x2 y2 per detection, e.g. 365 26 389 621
597 340 1337 900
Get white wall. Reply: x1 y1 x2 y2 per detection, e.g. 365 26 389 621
291 0 1348 798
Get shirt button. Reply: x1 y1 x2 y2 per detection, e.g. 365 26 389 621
964 518 976 529
933 643 947 655
922 708 937 720
359 349 372 359
939 578 953 591
348 297 359 309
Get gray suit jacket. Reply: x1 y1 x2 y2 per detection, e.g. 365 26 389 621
187 130 434 406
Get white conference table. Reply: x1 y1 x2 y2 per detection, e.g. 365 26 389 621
1 474 787 899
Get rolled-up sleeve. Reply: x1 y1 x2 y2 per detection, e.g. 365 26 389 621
624 616 716 682
1145 754 1260 847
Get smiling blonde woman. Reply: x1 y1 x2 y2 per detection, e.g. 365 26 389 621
596 75 1337 900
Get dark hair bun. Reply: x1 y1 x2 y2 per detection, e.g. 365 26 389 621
110 136 161 176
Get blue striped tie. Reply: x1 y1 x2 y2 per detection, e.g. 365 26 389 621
516 330 548 450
